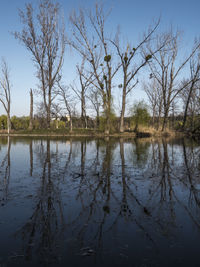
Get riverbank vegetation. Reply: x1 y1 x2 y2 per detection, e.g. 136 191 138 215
0 112 186 138
0 0 200 137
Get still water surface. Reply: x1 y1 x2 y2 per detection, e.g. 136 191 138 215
0 137 200 267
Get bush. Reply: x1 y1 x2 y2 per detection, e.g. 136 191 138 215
99 110 118 133
11 116 29 130
130 101 150 132
50 120 66 129
0 115 8 129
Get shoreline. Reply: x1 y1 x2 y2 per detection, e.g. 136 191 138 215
0 130 184 138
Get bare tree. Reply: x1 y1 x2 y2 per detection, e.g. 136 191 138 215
71 59 93 129
180 79 200 131
15 0 66 128
143 78 163 129
181 50 200 130
87 88 102 128
111 20 159 132
0 59 11 134
57 82 74 132
29 88 33 130
69 3 120 134
51 102 63 129
145 30 200 131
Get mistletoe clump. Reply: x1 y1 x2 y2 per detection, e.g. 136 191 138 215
104 55 111 62
145 54 152 61
100 83 104 89
124 56 128 62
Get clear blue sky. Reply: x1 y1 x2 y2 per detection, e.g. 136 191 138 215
0 0 200 116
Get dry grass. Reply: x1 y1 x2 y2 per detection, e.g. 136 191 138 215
0 126 185 138
135 126 184 137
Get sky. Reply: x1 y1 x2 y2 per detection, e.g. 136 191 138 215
0 0 200 116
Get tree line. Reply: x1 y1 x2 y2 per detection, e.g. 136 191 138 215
0 0 200 134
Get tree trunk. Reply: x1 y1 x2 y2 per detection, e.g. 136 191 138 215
7 114 11 135
105 102 111 135
162 114 168 131
81 92 87 129
152 108 155 128
70 117 73 132
162 103 170 131
96 111 100 129
47 86 52 129
119 79 127 133
119 93 126 133
134 122 138 133
105 78 111 135
182 82 195 130
29 89 33 130
47 105 51 129
157 116 160 130
157 103 162 130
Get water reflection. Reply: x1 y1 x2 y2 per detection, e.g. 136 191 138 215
0 137 200 266
17 140 65 265
0 137 11 206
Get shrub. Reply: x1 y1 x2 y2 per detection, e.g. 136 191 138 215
11 116 29 130
0 115 8 129
99 110 118 133
130 101 150 132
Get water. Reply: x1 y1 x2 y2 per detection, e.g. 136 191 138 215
0 136 200 267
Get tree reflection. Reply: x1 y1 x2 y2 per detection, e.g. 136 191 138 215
10 137 200 266
144 139 178 237
145 138 200 238
0 137 11 206
179 139 200 227
67 138 117 251
64 138 157 254
29 139 33 176
16 139 65 264
128 138 150 169
117 138 155 243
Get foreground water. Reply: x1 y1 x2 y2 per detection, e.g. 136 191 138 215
0 137 200 267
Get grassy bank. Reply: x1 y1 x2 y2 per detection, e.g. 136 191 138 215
0 127 184 138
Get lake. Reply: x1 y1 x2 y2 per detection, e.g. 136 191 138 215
0 136 200 267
